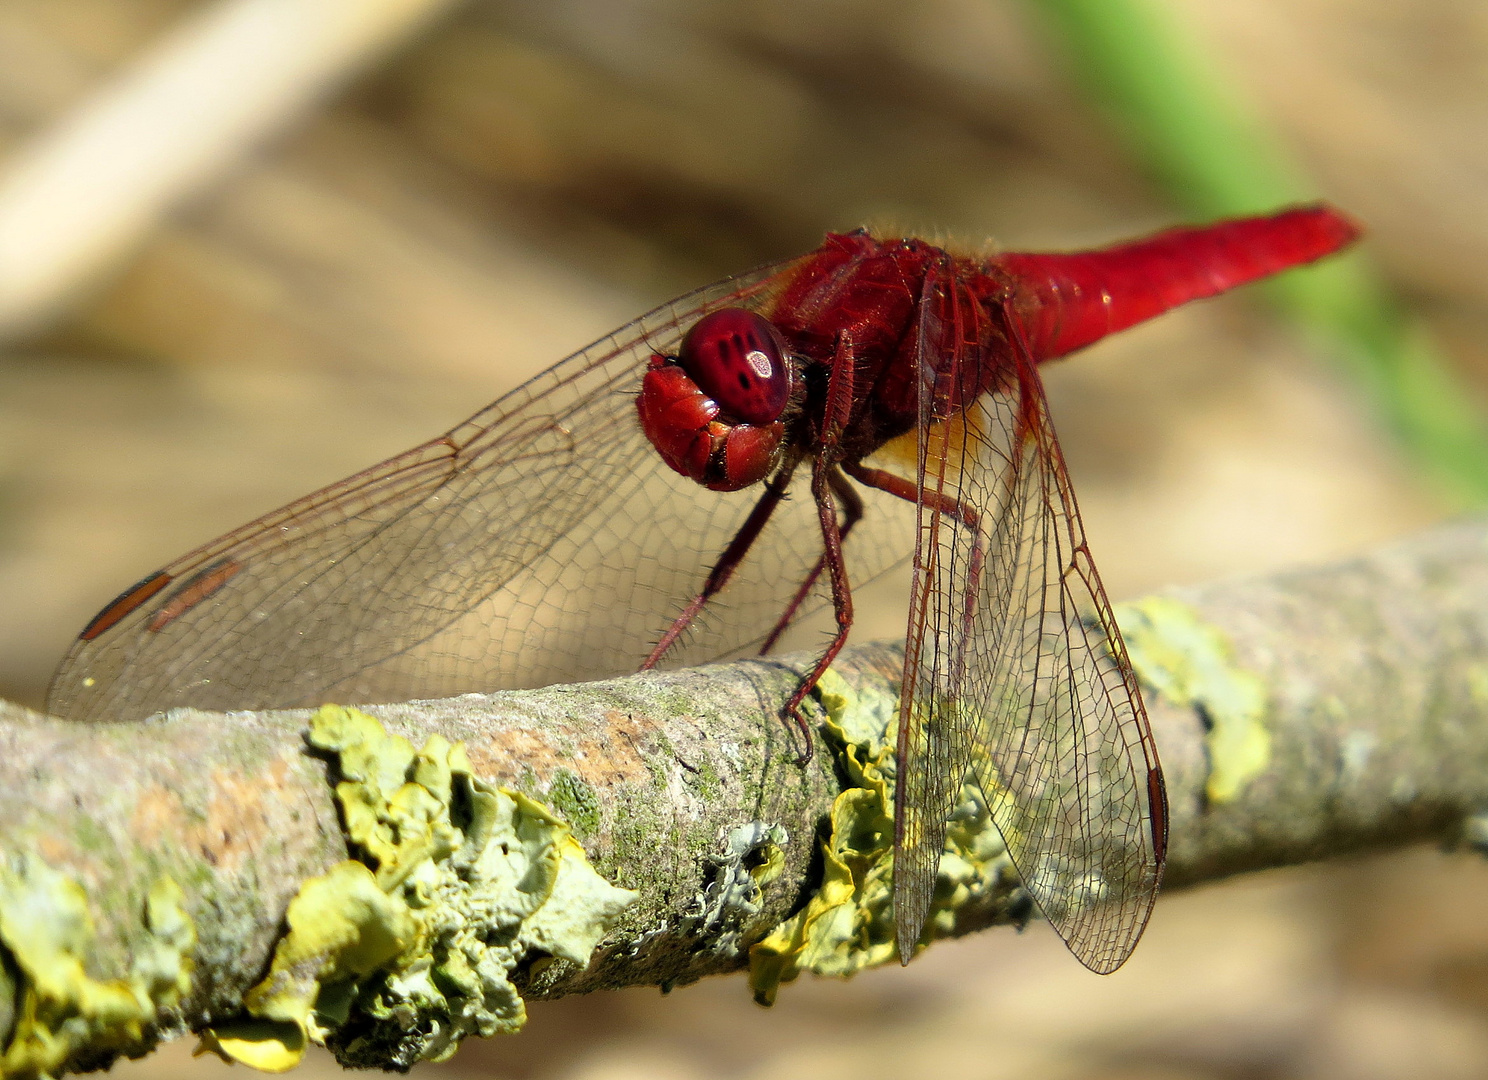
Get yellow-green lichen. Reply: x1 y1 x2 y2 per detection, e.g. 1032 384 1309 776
747 669 1014 1005
199 861 412 1072
0 863 195 1079
203 705 637 1072
1117 597 1271 803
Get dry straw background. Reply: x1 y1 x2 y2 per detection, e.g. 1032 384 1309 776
2 0 1488 1076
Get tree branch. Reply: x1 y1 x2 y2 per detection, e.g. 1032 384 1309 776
3 517 1488 1074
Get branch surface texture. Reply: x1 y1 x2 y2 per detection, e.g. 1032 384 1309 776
2 517 1487 1075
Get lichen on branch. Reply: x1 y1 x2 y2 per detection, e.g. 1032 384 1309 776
200 705 637 1072
3 517 1488 1074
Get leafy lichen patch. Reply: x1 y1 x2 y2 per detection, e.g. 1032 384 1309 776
199 861 412 1073
0 862 195 1079
1118 596 1271 803
687 821 789 958
203 705 637 1072
748 669 1015 1006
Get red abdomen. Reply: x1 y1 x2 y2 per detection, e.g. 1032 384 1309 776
993 204 1361 360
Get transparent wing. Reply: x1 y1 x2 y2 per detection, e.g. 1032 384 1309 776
893 285 1166 973
49 260 919 723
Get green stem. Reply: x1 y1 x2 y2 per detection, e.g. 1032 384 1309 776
1026 0 1488 504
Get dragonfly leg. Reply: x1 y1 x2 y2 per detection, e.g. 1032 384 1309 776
778 332 861 760
758 468 863 654
841 462 978 528
780 454 855 757
642 452 803 670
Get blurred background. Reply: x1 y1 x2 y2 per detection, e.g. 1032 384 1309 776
2 0 1488 1076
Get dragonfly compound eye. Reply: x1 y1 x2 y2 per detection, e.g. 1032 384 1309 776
677 308 792 426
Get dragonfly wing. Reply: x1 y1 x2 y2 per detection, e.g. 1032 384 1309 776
894 287 1166 972
892 260 982 958
48 258 917 724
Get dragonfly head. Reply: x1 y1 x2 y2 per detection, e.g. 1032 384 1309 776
637 308 797 491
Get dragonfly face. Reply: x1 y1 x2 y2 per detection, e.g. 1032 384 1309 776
636 308 795 491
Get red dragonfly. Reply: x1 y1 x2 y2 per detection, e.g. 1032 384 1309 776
49 205 1359 973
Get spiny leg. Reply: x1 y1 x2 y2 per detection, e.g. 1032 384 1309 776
843 461 979 529
759 467 863 654
642 453 803 670
777 332 861 760
780 452 854 751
